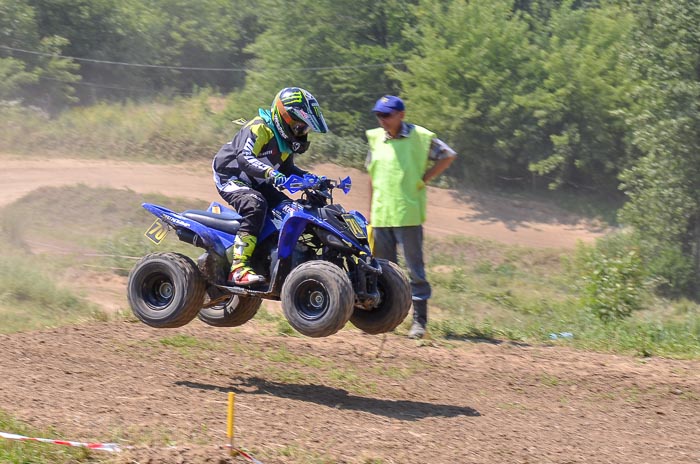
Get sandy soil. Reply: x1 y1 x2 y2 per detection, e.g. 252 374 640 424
1 156 697 464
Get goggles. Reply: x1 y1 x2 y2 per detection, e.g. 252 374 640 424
375 112 394 119
290 121 312 136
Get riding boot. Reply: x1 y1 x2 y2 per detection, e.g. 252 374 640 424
228 233 266 286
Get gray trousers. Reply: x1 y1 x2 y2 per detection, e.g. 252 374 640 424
372 225 431 324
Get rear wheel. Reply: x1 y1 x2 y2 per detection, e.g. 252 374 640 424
350 259 411 334
127 252 206 328
281 261 354 337
198 295 262 327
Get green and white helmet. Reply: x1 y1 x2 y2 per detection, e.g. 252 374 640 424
271 87 328 153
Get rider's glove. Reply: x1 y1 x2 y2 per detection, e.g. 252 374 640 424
267 170 287 188
315 175 332 190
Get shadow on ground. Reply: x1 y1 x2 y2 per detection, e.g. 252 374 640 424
176 377 481 421
448 187 613 233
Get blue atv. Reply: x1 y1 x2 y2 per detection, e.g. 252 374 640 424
127 174 411 338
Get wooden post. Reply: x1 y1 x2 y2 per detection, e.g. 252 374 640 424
227 392 238 456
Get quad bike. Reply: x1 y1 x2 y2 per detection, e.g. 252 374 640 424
127 174 411 337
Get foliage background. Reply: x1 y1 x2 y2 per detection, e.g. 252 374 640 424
1 0 699 299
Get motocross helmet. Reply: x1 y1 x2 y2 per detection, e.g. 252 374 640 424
271 87 328 154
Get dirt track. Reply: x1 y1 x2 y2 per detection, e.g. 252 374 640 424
0 155 607 248
0 321 698 464
0 156 698 464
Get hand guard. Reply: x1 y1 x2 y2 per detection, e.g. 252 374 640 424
305 173 320 185
306 173 331 189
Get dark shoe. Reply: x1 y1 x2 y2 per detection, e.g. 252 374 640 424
407 321 426 339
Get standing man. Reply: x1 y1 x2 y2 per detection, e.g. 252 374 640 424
365 95 457 339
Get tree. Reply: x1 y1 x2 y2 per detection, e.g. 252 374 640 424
27 0 172 102
523 1 635 192
396 0 539 185
0 0 39 98
150 0 262 93
0 58 37 100
618 0 700 296
0 0 79 111
240 0 416 134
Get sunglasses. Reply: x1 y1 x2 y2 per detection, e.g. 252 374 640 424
291 121 311 136
375 112 395 119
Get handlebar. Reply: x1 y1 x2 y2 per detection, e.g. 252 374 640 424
281 174 352 195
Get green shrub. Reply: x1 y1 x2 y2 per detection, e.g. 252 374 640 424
643 243 695 298
574 233 650 321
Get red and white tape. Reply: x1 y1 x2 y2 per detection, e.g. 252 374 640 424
226 445 265 463
0 431 122 452
1 430 267 462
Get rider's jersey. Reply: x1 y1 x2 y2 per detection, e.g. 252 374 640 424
212 115 306 192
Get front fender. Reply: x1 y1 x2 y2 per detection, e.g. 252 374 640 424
277 215 310 259
277 210 370 258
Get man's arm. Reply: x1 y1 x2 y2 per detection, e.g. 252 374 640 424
423 156 455 184
423 137 457 184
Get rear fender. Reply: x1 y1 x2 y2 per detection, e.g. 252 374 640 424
142 203 233 256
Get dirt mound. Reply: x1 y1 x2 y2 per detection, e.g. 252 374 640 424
0 320 697 463
0 155 607 248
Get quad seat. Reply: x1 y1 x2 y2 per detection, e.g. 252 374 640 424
182 209 241 235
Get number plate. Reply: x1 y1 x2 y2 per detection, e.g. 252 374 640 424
342 214 367 239
144 218 169 245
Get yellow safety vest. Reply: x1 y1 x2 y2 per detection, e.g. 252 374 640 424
366 125 434 227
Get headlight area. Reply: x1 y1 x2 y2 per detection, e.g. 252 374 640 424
313 226 356 252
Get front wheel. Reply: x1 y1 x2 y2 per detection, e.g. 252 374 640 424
281 261 354 337
198 295 262 327
127 252 206 328
350 259 411 334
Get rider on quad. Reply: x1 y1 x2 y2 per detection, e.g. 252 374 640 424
212 87 329 286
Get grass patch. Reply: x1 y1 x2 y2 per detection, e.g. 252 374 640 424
0 185 204 332
159 334 220 352
424 235 700 358
274 443 343 464
371 360 430 380
0 249 104 333
0 410 97 463
264 346 330 368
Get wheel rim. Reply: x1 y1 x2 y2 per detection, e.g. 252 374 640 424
141 272 175 310
294 279 329 321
